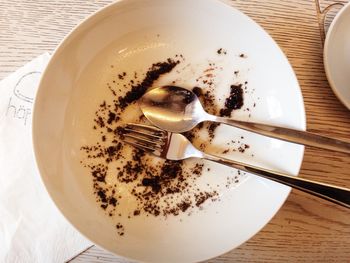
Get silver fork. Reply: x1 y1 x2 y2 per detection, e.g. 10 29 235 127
123 123 350 208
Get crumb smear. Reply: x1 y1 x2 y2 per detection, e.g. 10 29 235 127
80 50 255 236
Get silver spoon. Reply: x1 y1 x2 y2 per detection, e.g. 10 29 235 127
139 85 350 153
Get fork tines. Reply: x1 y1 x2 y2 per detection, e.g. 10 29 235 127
122 123 168 153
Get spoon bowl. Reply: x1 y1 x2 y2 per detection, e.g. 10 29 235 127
140 86 207 132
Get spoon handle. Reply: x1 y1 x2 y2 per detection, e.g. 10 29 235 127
214 117 350 154
201 152 350 208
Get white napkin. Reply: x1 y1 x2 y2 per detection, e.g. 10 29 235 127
0 53 92 263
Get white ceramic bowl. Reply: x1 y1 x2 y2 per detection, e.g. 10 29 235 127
324 2 350 110
33 0 305 262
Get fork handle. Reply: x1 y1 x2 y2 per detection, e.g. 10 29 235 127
201 153 350 208
211 117 350 154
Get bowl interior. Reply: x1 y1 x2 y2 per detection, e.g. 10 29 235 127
33 0 305 262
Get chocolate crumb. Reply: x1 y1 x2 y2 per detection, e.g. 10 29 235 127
116 223 125 236
217 48 227 55
238 144 250 153
178 200 192 212
117 59 179 110
219 84 244 117
133 210 140 216
109 197 117 207
192 163 204 175
195 191 218 207
107 111 117 124
142 177 161 193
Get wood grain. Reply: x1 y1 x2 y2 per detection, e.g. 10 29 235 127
1 0 349 262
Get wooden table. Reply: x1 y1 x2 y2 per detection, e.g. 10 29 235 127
1 0 349 262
